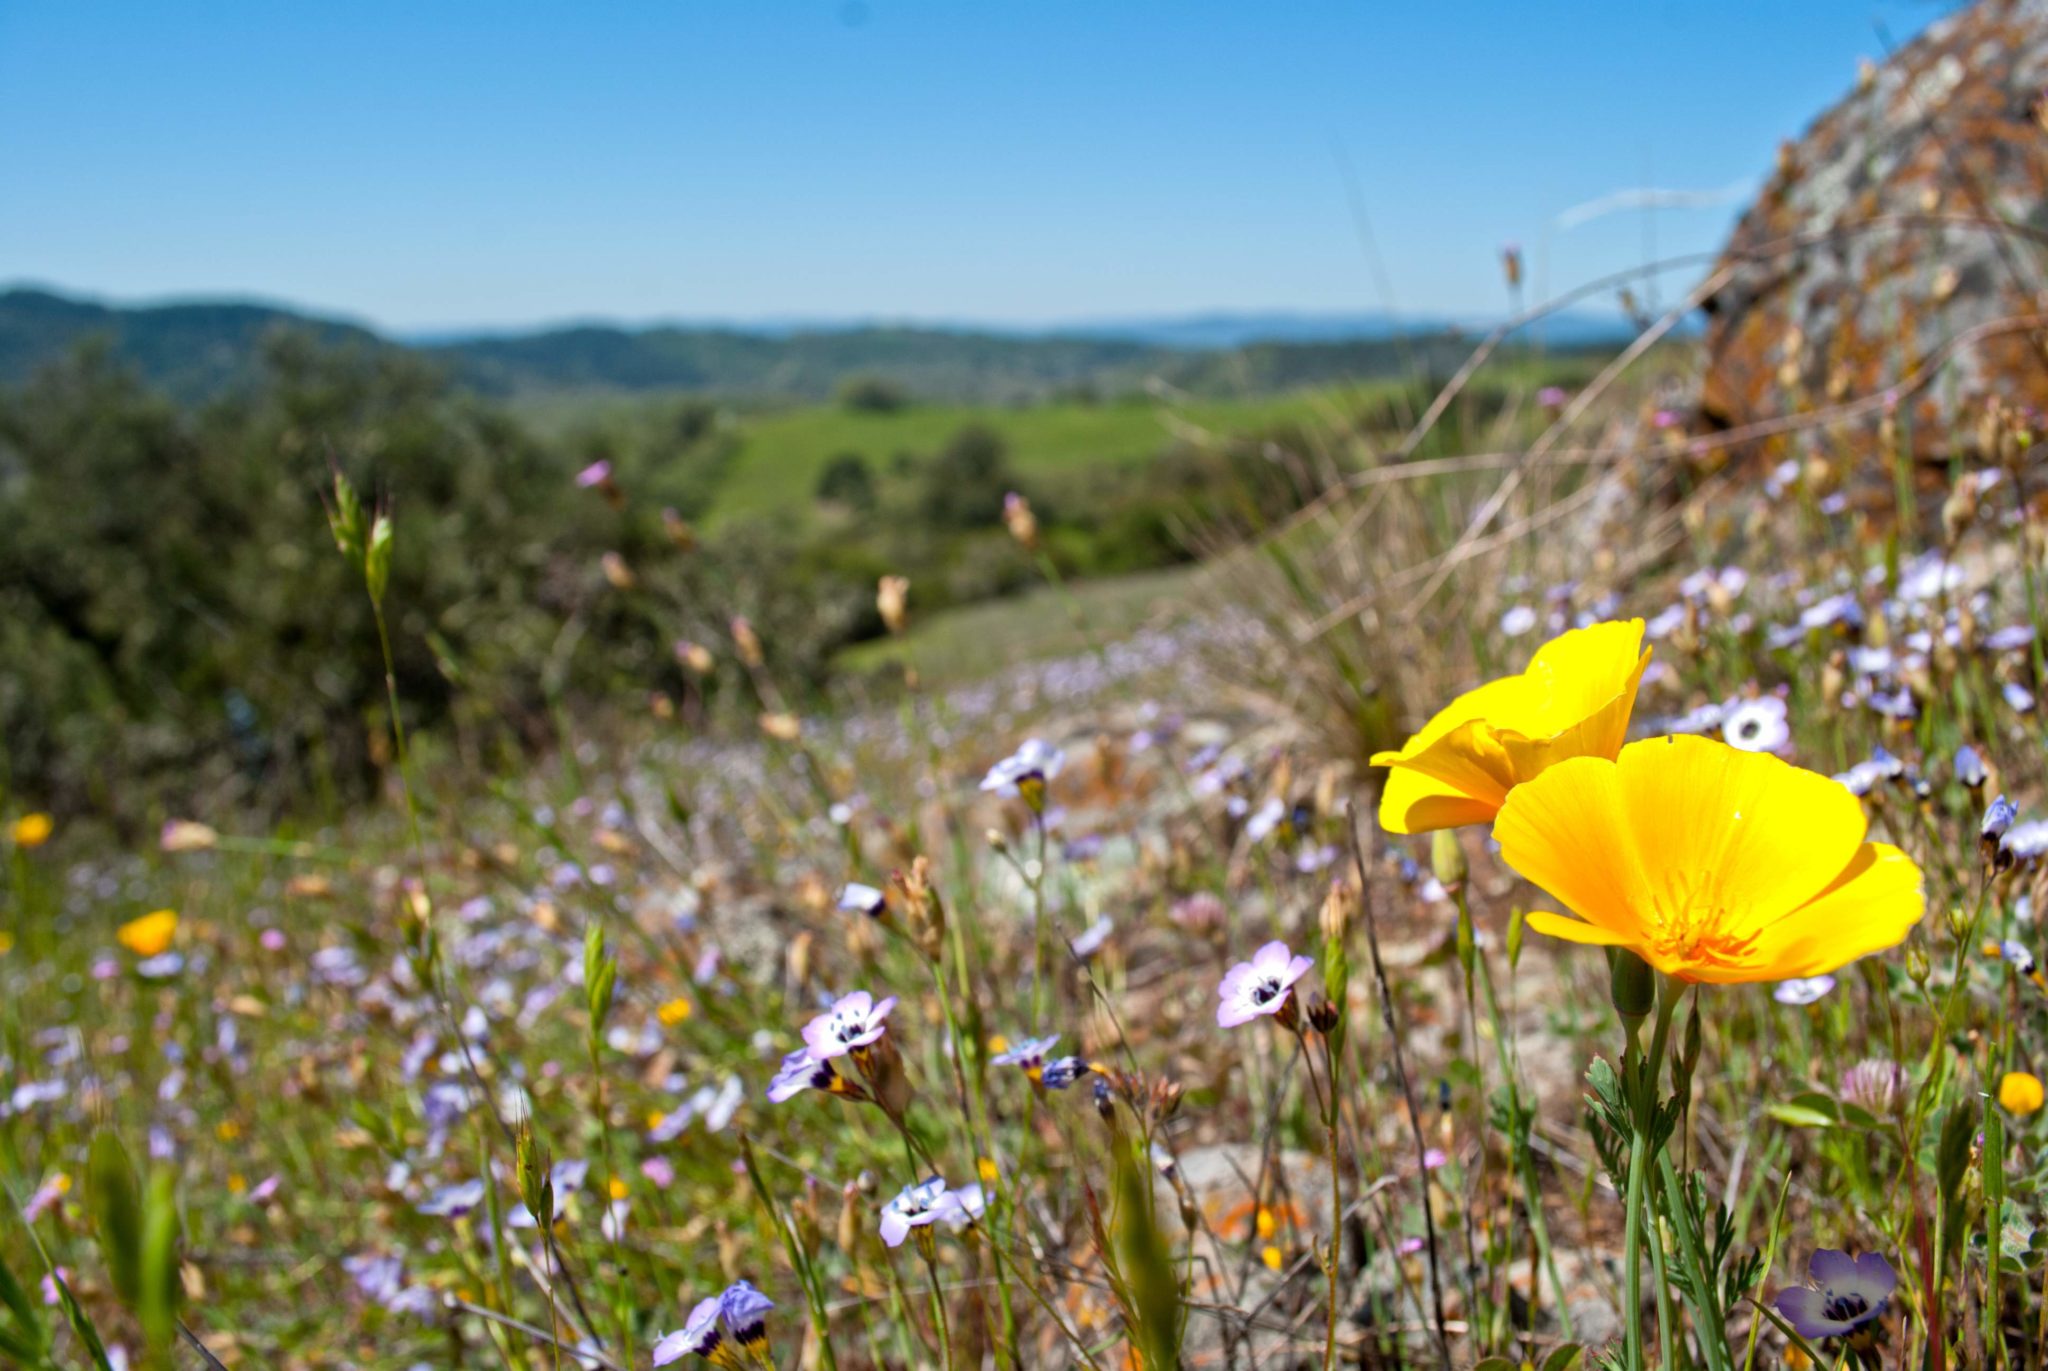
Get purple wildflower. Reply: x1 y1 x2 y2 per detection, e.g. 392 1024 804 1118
1774 1250 1896 1341
801 991 897 1061
1217 941 1314 1028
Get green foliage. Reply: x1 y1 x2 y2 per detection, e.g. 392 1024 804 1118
835 374 912 413
813 449 878 511
918 423 1020 530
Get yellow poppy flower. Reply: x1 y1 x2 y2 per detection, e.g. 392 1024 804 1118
1494 736 1923 983
2000 1071 2045 1116
118 909 180 958
10 813 53 848
1373 620 1650 834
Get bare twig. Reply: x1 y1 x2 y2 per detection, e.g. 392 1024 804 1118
450 1298 633 1371
1345 805 1454 1371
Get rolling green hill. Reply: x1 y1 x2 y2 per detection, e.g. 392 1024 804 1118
0 288 384 404
0 285 1616 408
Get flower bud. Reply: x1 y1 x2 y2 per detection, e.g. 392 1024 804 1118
1318 880 1358 944
1906 943 1932 987
1942 473 1981 546
837 1180 863 1251
1002 492 1039 549
1608 948 1657 1025
1430 829 1467 892
1984 794 2019 872
1307 994 1342 1036
158 820 219 853
877 575 910 635
661 506 697 551
731 616 765 668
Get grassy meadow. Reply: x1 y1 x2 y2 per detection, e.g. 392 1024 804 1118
6 305 2045 1371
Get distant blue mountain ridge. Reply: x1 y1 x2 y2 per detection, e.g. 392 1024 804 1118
0 283 1646 405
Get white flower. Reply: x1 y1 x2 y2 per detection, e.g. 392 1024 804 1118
934 1182 986 1230
1719 696 1789 753
1772 975 1835 1006
1217 940 1314 1028
1499 605 1538 637
879 1176 950 1247
836 882 886 917
801 991 897 1060
651 1295 723 1365
979 739 1065 796
1244 797 1287 844
1068 916 1112 959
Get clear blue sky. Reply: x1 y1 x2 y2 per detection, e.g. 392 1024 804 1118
0 1 1957 333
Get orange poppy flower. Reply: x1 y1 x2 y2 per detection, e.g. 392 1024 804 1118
1374 619 1650 834
1494 735 1923 983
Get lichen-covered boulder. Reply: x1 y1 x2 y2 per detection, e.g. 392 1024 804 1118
1700 0 2048 471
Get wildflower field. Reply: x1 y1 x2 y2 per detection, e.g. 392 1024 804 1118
11 267 2048 1371
16 4 2048 1361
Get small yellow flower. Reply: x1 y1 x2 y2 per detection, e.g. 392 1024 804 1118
1374 620 1650 834
217 1119 242 1142
657 997 694 1027
1260 1245 1284 1271
1255 1206 1278 1240
10 813 53 848
118 909 180 958
608 1176 630 1201
227 1173 248 1196
1495 736 1925 984
2000 1071 2045 1115
977 1157 999 1184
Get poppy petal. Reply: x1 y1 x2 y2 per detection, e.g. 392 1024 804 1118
1742 843 1924 980
1493 755 1652 941
1613 736 1867 934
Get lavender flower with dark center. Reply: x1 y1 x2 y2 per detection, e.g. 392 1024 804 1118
801 991 897 1061
933 1183 987 1231
1217 940 1314 1028
879 1175 950 1248
1987 937 2048 990
1039 1056 1092 1090
720 1280 775 1362
417 1179 487 1219
836 883 886 918
991 1034 1062 1081
1955 744 1987 788
651 1294 723 1365
1772 976 1836 1007
653 1280 777 1367
980 739 1065 810
1774 1249 1896 1342
766 1047 863 1104
1069 916 1113 959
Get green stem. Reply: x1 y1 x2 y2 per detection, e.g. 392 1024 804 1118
1475 944 1574 1339
919 1243 956 1371
1622 982 1682 1371
1623 1126 1653 1371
